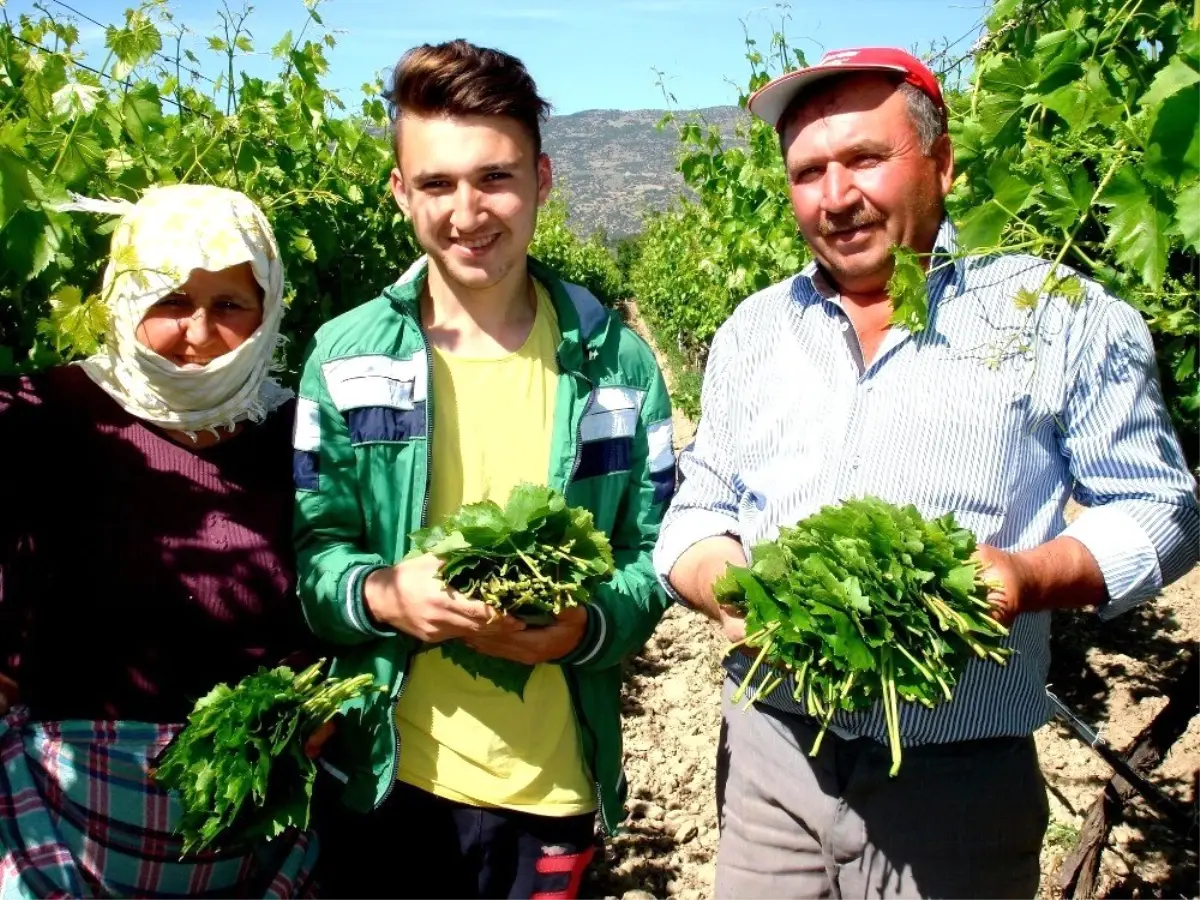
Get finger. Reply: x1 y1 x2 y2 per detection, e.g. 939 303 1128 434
448 598 526 632
483 611 527 633
555 606 588 625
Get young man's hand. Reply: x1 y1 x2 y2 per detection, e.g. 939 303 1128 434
364 554 526 643
464 606 588 666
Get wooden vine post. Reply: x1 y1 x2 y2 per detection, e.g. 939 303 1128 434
1056 652 1198 898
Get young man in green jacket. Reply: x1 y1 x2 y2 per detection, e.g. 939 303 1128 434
294 40 674 899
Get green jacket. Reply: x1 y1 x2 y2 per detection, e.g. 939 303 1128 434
292 256 675 833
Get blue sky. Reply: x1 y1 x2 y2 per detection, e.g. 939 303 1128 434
7 0 992 114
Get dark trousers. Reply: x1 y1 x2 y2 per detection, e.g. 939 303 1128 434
715 679 1050 899
313 780 597 899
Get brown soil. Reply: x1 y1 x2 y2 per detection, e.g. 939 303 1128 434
583 304 1199 900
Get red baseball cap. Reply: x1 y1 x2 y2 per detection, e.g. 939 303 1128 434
747 47 946 131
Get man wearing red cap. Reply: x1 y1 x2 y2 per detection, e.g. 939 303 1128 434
653 47 1198 899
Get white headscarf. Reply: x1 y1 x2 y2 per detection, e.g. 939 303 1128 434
64 184 292 436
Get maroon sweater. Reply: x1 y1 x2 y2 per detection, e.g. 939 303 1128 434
0 365 317 723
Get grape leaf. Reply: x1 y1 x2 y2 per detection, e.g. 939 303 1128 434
1145 89 1200 184
0 149 34 230
887 245 929 333
718 497 1011 775
1140 56 1200 113
152 660 380 854
407 483 615 691
438 641 534 698
1097 166 1173 287
1170 180 1200 252
122 83 163 144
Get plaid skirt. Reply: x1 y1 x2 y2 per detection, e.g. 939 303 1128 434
0 708 319 899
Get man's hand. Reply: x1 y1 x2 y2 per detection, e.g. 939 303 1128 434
717 603 747 644
668 535 747 623
364 553 526 643
975 536 1108 626
975 544 1026 627
0 672 17 716
464 606 589 666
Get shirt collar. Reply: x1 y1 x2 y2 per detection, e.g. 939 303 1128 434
792 215 965 306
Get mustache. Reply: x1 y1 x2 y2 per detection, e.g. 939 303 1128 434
817 209 885 236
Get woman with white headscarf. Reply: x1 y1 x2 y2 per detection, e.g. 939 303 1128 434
0 185 321 898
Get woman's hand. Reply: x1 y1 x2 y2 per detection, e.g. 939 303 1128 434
303 720 337 759
0 672 20 716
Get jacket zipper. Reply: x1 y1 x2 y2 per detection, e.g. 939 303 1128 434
374 651 413 810
559 353 608 833
565 668 610 836
558 350 591 486
375 322 435 811
420 326 435 529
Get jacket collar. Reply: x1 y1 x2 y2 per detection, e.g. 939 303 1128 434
382 255 610 373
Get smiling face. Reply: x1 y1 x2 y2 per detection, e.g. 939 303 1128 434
135 262 264 368
390 112 552 293
782 73 953 295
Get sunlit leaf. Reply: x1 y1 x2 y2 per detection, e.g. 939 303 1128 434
1097 166 1173 287
51 83 102 117
887 245 929 333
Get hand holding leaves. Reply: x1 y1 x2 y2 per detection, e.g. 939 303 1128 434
407 483 615 696
363 554 525 643
973 543 1026 626
714 496 1012 776
152 660 380 855
465 606 589 666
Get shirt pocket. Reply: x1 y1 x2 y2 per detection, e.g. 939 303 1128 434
879 358 1027 538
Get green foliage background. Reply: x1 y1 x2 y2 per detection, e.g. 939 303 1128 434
628 25 809 418
0 0 622 384
950 0 1198 458
2 0 1196 461
629 1 1198 460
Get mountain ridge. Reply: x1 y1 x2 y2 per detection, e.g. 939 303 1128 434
542 105 747 239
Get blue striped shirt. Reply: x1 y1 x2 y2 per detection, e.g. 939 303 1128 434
653 219 1200 745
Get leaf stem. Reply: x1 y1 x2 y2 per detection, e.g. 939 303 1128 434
50 47 115 177
732 636 775 705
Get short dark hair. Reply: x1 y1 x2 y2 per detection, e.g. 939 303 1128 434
383 39 552 162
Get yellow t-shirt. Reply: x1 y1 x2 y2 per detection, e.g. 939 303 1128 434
394 279 596 815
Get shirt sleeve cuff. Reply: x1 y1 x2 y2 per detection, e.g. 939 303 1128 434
339 563 397 638
553 604 607 666
1062 505 1163 620
653 510 741 605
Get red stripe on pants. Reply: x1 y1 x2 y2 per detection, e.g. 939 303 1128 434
531 845 595 900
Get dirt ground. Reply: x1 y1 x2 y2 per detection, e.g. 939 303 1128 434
584 305 1199 900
